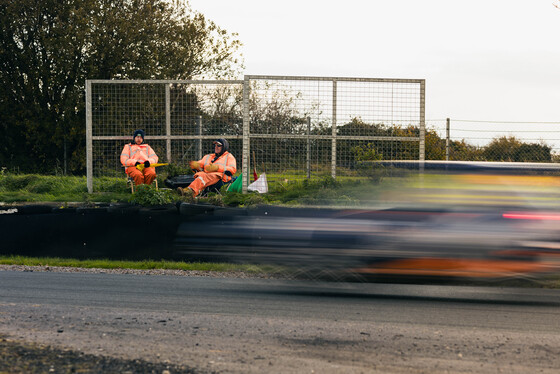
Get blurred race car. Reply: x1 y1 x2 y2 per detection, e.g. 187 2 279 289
174 204 560 282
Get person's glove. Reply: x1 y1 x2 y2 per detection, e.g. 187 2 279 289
190 161 201 170
144 160 150 168
205 163 219 172
135 161 141 166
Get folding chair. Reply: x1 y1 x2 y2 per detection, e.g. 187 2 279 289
200 178 234 196
174 176 235 197
127 175 158 193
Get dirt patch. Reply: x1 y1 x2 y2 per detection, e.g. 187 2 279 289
0 334 203 374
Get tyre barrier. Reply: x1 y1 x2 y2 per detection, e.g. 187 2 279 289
0 202 346 262
0 203 182 260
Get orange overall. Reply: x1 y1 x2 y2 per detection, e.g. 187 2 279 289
189 151 237 196
120 143 159 185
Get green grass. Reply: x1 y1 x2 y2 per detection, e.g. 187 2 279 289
1 255 559 288
0 174 130 203
0 170 388 207
0 255 279 274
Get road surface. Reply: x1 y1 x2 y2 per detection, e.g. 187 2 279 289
1 270 560 373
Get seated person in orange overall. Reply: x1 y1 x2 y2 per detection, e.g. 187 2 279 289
120 129 159 185
186 138 237 197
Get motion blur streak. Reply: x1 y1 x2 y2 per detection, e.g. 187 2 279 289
174 208 560 282
354 258 552 278
503 212 560 220
175 165 560 283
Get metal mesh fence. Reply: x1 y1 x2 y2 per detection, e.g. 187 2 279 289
86 77 425 192
246 76 425 180
427 119 560 162
86 80 244 191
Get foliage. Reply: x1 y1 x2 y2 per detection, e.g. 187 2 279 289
128 184 176 206
0 255 277 274
0 173 87 194
351 143 383 161
449 139 484 161
483 136 523 162
424 128 447 160
221 191 245 206
336 118 422 166
0 0 243 174
483 136 552 162
259 176 368 206
242 193 267 207
0 174 41 191
221 191 269 207
515 143 552 162
337 120 552 163
162 163 193 179
422 128 486 161
201 193 225 207
93 176 130 193
0 172 131 202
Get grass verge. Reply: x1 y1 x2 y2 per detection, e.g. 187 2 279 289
1 255 560 288
0 169 388 207
0 255 279 275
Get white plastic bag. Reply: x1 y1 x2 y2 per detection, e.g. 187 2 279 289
247 173 268 193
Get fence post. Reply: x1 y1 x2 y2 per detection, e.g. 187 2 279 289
331 79 337 179
419 80 426 163
86 80 93 193
446 118 450 161
165 83 171 163
307 116 311 179
242 76 250 193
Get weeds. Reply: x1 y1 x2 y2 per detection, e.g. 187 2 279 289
203 193 225 207
129 184 176 206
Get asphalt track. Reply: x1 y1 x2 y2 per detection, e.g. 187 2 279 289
1 270 560 373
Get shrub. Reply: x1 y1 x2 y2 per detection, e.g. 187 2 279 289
351 143 383 162
514 143 551 162
482 136 553 162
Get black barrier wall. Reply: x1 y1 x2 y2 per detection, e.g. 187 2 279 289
0 204 182 260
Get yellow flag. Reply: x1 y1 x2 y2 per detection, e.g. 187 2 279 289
136 163 169 171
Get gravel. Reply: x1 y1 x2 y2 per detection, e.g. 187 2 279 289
0 335 202 374
0 264 282 279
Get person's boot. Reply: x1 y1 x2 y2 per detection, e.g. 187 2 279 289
187 187 196 198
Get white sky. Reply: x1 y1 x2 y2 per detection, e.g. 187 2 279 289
188 0 560 126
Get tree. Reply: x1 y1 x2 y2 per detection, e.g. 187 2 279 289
514 143 551 162
482 136 552 162
424 128 446 160
0 0 243 173
449 139 484 161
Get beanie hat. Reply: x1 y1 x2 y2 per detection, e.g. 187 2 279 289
133 129 145 142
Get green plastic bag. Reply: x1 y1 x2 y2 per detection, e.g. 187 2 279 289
228 173 242 192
